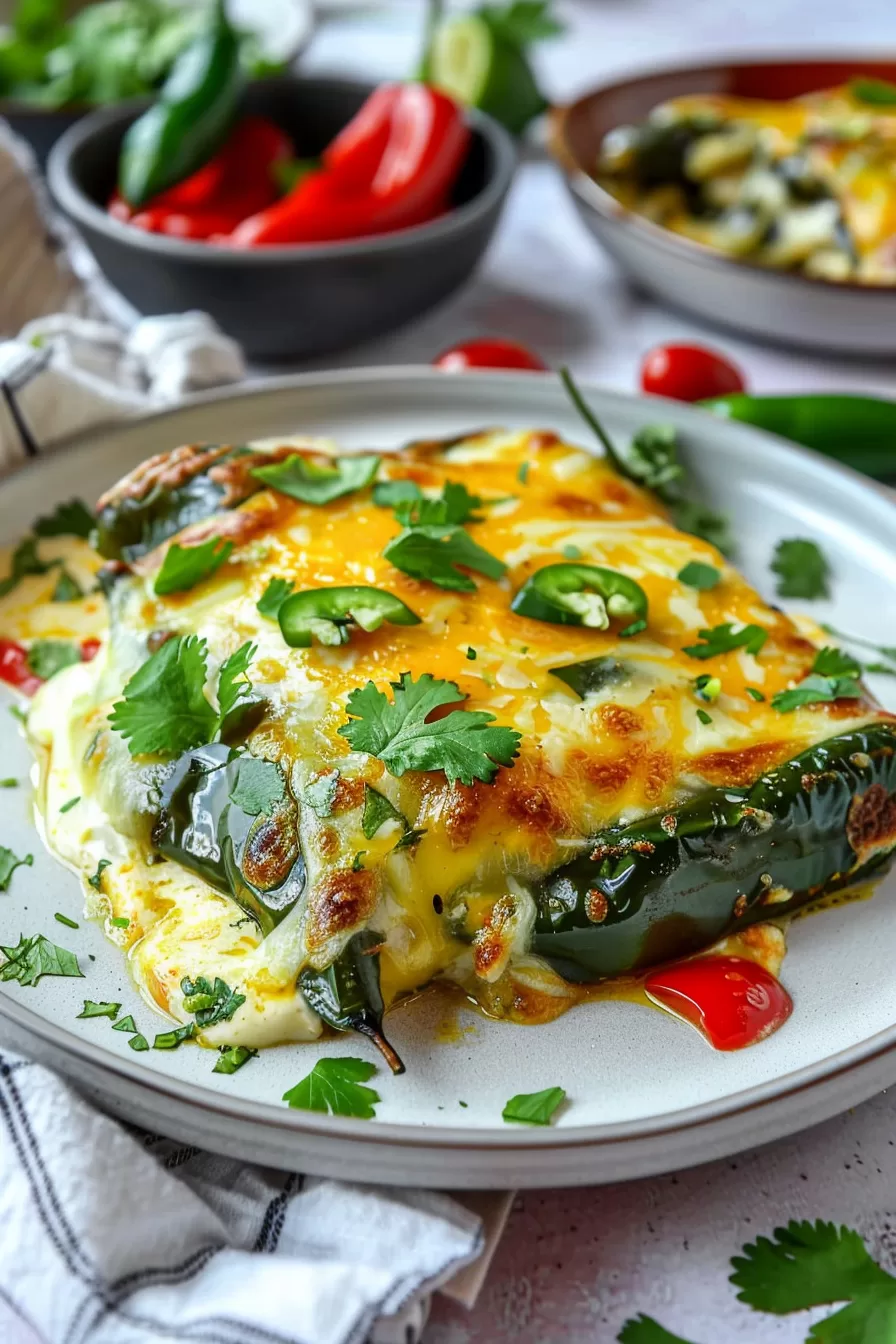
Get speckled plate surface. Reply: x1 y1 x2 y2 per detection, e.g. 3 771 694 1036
1 368 895 1189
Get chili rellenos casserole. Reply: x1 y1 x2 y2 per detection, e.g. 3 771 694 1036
2 382 895 1072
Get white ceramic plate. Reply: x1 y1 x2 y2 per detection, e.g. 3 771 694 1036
2 368 896 1190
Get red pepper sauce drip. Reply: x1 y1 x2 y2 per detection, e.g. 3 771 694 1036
644 955 793 1051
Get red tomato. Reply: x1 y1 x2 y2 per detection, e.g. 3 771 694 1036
433 339 547 372
644 955 792 1051
640 343 746 402
0 639 41 696
80 638 101 662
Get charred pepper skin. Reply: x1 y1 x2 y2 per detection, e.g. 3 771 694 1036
530 724 896 983
153 743 304 935
300 931 405 1075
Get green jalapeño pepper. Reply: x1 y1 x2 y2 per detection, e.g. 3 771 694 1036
278 586 421 648
299 930 404 1074
701 394 896 482
119 0 242 207
528 723 896 982
511 563 648 633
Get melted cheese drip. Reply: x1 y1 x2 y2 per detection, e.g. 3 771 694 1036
0 428 884 1049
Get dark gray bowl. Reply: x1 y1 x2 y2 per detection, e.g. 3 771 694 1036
47 76 516 360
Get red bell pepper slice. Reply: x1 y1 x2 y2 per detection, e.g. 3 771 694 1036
322 83 402 190
0 639 41 696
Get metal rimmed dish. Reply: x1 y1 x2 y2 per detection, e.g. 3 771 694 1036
2 367 896 1189
550 56 896 356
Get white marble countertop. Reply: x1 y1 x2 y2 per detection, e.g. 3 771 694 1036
303 5 896 1341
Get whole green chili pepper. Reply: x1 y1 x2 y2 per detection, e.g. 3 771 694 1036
278 587 421 648
299 930 404 1074
526 723 896 982
701 394 896 481
511 563 648 631
119 0 242 207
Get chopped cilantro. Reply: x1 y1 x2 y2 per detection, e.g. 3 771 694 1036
620 618 648 639
745 687 765 702
27 639 81 680
0 933 82 985
562 544 582 560
392 481 483 527
362 785 406 839
59 796 80 813
772 672 861 712
129 1034 149 1051
153 1023 196 1050
0 535 56 598
153 536 232 596
516 461 530 484
52 569 84 602
33 498 94 539
339 672 521 787
384 524 505 592
256 576 294 620
252 453 380 505
771 538 830 600
88 858 111 891
812 646 861 679
0 846 33 890
78 1000 121 1020
54 913 79 929
0 778 17 788
303 770 340 818
683 623 768 660
466 646 477 660
667 499 733 556
228 756 286 817
112 1015 138 1033
180 975 245 1028
213 1045 257 1075
850 76 896 106
373 479 423 508
110 916 130 929
394 826 426 850
351 851 366 871
696 708 712 725
678 561 720 590
502 1085 565 1126
282 1057 380 1118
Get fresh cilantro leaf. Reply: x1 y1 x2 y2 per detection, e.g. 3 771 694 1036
0 933 82 985
181 975 245 1028
0 536 56 598
0 846 33 890
771 538 830 600
153 1023 196 1049
730 1219 892 1313
745 687 766 701
373 479 423 508
54 912 78 929
213 1045 257 1075
129 1034 150 1051
303 770 340 818
621 618 648 638
517 461 530 484
33 498 94 539
466 646 477 660
78 1000 121 1020
351 850 366 871
850 76 896 106
228 755 285 817
821 625 896 669
808 1289 896 1341
27 639 80 680
256 576 294 620
771 672 862 712
339 672 521 787
393 481 484 527
362 785 407 839
628 424 686 493
110 917 129 929
282 1056 380 1118
153 536 233 596
812 646 862 679
667 499 733 556
696 708 713 724
617 1318 698 1344
683 623 768 660
480 0 564 45
59 796 80 813
678 561 720 590
384 524 506 591
52 569 84 602
502 1085 565 1125
88 858 111 891
252 453 380 504
109 635 217 758
216 641 265 743
112 1015 137 1033
394 826 426 850
549 656 628 699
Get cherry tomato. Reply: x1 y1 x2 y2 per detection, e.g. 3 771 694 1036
644 955 792 1051
0 638 41 696
433 339 547 373
80 638 101 663
640 343 746 403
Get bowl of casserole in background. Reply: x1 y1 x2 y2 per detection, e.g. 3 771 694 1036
550 58 896 356
46 75 516 360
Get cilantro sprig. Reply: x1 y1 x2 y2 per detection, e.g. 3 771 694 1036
384 524 505 592
153 536 233 596
339 672 521 787
252 453 380 505
390 481 484 528
283 1057 380 1118
109 638 261 758
771 538 830 600
0 933 82 985
772 647 863 712
181 975 245 1028
683 623 768 660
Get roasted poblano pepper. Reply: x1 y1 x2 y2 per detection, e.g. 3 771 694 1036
153 744 304 935
300 930 405 1074
527 725 896 982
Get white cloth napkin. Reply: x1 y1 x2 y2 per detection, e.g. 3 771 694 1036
0 1050 484 1344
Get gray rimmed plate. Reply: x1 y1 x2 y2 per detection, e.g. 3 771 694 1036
2 367 896 1189
550 55 896 356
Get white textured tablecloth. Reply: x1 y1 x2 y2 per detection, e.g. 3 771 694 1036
305 4 896 1342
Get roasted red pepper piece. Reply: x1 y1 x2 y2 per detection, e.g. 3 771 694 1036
0 639 41 696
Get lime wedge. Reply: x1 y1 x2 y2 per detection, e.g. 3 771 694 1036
428 14 546 135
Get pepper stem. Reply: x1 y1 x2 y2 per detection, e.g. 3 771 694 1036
559 367 631 477
357 1022 406 1075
